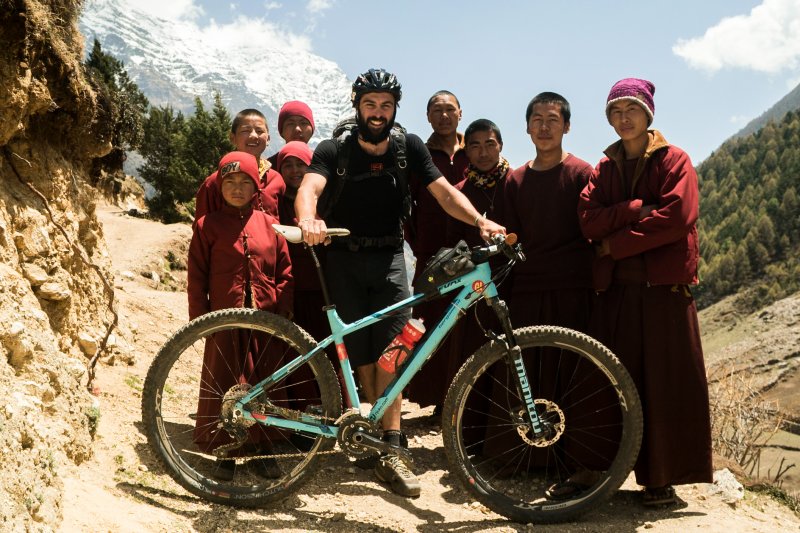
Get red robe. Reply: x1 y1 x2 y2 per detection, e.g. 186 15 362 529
578 130 712 487
278 194 348 406
188 202 293 452
404 134 469 408
194 157 285 224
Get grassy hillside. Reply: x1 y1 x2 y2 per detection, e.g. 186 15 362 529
696 110 800 310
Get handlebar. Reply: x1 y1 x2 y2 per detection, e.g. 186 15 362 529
471 233 526 264
272 224 350 244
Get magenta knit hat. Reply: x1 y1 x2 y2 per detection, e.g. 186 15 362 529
605 78 655 125
277 141 313 171
278 100 315 136
216 151 260 189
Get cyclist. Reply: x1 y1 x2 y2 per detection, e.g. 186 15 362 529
295 68 504 498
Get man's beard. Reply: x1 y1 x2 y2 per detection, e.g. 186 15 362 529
356 111 395 144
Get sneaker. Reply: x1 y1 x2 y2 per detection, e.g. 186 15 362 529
212 459 235 481
374 454 421 498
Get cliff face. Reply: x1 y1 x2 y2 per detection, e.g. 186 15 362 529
0 1 116 529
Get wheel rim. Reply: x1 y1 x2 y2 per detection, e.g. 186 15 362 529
148 312 339 499
449 332 640 517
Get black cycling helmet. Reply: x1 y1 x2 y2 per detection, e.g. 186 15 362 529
351 68 402 107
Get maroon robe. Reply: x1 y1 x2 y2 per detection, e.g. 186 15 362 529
480 157 596 464
578 130 712 487
278 193 349 407
188 202 293 452
405 134 469 408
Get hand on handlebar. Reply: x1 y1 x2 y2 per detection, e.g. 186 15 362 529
298 217 328 246
478 217 505 242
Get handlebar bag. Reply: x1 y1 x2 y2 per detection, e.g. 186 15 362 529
414 240 475 294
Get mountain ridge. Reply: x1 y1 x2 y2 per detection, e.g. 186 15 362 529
79 0 354 155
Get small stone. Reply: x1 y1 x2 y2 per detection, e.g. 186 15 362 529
38 281 70 301
9 322 24 336
346 467 356 474
78 332 98 356
22 264 48 286
150 271 160 284
644 522 655 529
138 464 148 472
413 435 423 444
120 271 135 280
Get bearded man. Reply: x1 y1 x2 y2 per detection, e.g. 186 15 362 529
295 68 504 498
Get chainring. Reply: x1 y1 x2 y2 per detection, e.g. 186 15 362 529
336 412 381 457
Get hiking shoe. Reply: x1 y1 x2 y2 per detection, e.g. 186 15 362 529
374 454 421 498
212 459 235 481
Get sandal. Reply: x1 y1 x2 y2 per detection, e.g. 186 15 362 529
642 485 677 506
545 470 602 501
545 479 591 500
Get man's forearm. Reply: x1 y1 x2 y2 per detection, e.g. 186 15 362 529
439 186 484 227
294 185 318 222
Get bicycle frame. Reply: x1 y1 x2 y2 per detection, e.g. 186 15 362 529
235 259 544 439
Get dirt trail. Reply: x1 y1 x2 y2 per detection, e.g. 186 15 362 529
59 204 800 532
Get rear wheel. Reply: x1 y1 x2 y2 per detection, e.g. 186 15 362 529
443 325 642 523
141 308 342 506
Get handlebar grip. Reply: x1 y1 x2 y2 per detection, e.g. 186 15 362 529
272 224 351 244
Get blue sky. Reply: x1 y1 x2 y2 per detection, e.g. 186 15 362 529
125 0 800 168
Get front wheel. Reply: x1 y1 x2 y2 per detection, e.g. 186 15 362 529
442 326 642 524
141 308 342 506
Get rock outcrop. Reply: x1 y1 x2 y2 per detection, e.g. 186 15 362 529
1 1 116 530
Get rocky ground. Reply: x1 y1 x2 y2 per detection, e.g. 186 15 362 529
58 204 800 532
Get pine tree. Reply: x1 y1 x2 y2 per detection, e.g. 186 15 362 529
139 106 187 222
85 39 149 176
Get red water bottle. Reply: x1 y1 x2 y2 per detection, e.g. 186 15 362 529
377 318 426 374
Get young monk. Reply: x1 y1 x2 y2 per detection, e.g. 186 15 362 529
578 78 713 506
194 109 285 222
188 151 293 480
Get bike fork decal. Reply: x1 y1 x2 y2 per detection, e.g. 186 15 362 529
513 355 543 434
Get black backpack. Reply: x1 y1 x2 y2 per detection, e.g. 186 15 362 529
317 117 411 221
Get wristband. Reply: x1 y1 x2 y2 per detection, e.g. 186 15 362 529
474 215 483 227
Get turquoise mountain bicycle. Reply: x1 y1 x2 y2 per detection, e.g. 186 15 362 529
141 226 642 524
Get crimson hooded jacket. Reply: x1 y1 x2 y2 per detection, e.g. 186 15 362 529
578 130 699 289
194 157 285 223
188 202 293 321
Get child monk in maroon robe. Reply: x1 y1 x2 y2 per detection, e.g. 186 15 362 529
187 151 293 479
578 78 713 506
194 109 285 223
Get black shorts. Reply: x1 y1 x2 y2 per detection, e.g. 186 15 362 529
325 248 411 367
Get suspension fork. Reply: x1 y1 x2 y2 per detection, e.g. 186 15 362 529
487 296 545 436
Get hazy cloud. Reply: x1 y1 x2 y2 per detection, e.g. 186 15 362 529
673 0 800 74
198 16 312 53
307 0 334 14
264 1 282 9
131 0 204 21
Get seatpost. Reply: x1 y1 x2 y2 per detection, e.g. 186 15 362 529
305 244 333 307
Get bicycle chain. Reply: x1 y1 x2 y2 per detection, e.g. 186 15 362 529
212 402 341 460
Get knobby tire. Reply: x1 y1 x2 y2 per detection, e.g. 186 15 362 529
141 308 342 507
442 325 643 523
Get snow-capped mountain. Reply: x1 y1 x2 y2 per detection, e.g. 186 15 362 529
79 0 353 155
